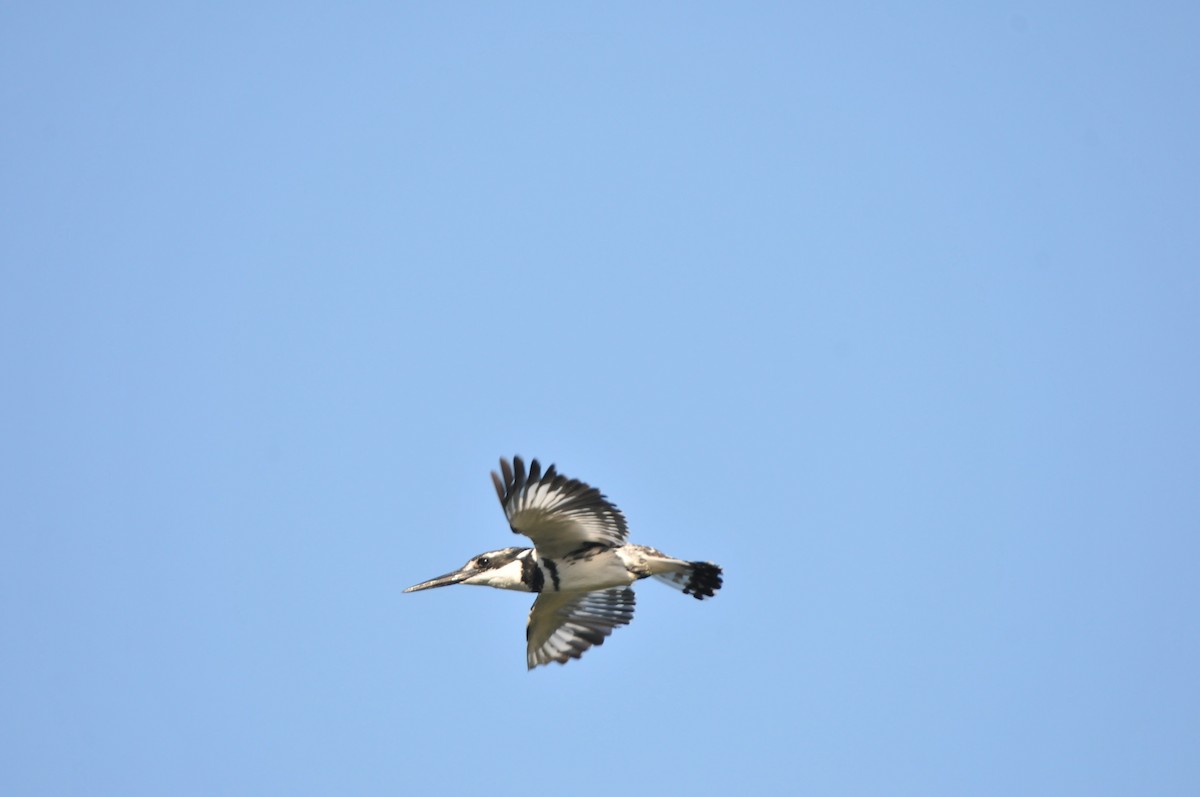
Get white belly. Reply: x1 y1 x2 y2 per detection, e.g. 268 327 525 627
550 551 636 592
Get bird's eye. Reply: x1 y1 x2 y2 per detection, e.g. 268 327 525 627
478 556 490 567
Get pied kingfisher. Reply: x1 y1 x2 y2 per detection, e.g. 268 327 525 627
405 456 723 669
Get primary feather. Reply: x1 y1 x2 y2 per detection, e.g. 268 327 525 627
491 455 628 559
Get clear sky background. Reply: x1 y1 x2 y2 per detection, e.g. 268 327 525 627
3 3 1198 795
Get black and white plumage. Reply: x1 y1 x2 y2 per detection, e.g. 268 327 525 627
525 587 636 668
405 456 723 669
491 457 628 558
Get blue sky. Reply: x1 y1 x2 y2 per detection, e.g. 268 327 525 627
3 3 1198 795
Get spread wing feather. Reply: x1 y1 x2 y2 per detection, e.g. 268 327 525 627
491 456 628 559
526 588 636 669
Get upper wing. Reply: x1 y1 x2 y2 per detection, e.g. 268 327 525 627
491 456 628 559
526 587 636 669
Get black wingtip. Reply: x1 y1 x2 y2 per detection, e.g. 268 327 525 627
512 456 527 492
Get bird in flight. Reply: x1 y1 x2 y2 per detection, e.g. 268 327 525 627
405 456 723 668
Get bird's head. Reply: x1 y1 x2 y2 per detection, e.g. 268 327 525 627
404 547 531 593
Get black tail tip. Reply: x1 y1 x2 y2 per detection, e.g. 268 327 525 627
684 562 723 600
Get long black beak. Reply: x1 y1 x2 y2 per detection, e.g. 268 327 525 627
404 567 478 593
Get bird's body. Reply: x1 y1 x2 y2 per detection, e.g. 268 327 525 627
405 456 723 668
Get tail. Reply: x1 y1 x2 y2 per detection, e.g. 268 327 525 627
652 561 723 600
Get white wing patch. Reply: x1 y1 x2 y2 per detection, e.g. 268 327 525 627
492 456 629 559
526 588 636 669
